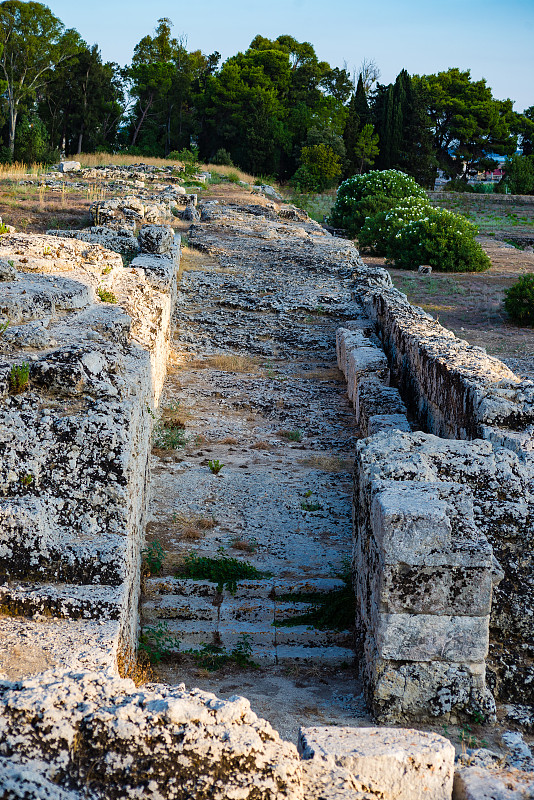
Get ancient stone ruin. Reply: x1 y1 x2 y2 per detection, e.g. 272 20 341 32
0 167 533 798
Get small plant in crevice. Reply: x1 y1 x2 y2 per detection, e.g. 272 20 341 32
176 553 268 594
208 459 224 475
142 540 165 576
186 634 258 671
97 286 117 303
280 429 303 442
20 474 34 488
138 621 179 663
0 320 9 336
300 489 322 512
153 421 186 450
8 362 30 394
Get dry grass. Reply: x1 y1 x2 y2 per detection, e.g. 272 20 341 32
230 538 256 553
78 152 181 169
251 441 273 450
0 161 47 179
201 162 258 185
117 645 153 686
298 454 354 473
217 436 239 445
189 353 259 373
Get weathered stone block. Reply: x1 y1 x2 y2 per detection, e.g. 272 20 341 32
367 414 411 434
363 635 496 723
373 612 489 662
346 345 389 402
138 224 174 254
453 766 534 800
299 725 455 800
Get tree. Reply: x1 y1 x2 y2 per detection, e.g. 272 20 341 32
0 1 81 158
354 123 379 173
343 73 371 177
357 58 380 95
128 18 178 149
512 106 534 157
420 68 516 178
40 46 124 154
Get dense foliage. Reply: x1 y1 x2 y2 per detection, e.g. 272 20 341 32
504 274 534 326
329 169 427 235
357 196 431 255
0 3 531 191
390 208 491 272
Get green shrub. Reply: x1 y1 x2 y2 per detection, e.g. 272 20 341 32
211 148 234 166
390 207 491 272
292 143 341 193
329 169 426 236
443 178 474 193
504 274 534 325
358 196 431 256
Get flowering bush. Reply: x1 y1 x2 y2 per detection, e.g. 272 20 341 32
390 207 491 272
358 197 431 256
504 274 534 326
329 169 426 235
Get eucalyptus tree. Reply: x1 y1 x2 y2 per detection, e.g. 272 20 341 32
0 0 81 158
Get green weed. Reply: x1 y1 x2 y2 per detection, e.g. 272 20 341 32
20 474 33 487
186 634 258 671
153 422 186 450
176 553 268 594
97 286 117 303
208 459 224 475
142 540 165 576
281 430 303 442
8 362 30 393
138 622 179 663
276 569 355 632
0 320 8 336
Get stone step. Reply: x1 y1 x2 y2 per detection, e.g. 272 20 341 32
143 618 352 651
0 582 125 621
142 595 319 624
144 576 346 600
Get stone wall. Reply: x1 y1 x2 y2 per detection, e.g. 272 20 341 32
340 260 534 725
0 226 178 677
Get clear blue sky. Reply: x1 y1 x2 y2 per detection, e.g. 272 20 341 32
45 0 533 112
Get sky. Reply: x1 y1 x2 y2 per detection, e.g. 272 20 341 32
44 0 533 112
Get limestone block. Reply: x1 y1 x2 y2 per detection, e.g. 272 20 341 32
363 637 496 722
0 756 79 800
355 377 407 431
346 344 389 402
335 327 376 375
453 766 534 799
46 227 139 257
370 481 492 568
58 161 81 173
367 414 411 435
138 224 174 254
358 527 494 617
299 726 455 800
373 611 489 662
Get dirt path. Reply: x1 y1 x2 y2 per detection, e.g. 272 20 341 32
364 238 534 379
140 199 375 741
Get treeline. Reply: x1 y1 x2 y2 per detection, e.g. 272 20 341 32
1 1 533 190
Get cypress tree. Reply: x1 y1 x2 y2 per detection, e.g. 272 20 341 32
343 74 371 178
